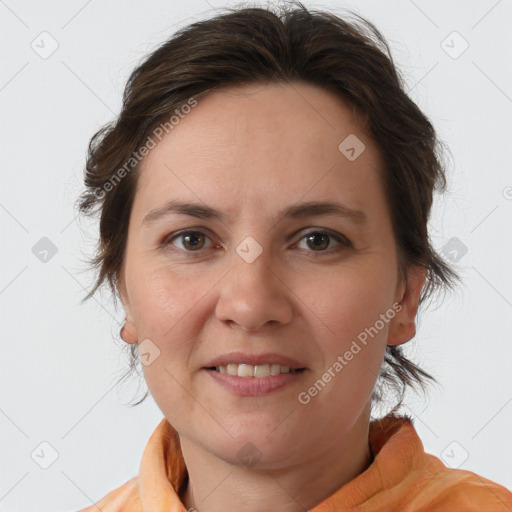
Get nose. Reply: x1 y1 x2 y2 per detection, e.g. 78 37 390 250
215 245 294 332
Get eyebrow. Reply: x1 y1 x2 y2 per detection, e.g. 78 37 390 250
141 199 368 227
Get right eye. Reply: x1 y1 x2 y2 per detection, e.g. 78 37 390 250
164 230 215 252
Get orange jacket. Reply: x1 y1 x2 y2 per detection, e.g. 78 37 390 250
76 414 512 511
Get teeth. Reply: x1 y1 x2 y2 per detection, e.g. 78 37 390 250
238 364 255 377
216 363 300 377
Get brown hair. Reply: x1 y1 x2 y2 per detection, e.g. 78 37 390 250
76 1 461 414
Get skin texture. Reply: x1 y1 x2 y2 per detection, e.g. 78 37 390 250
118 81 426 512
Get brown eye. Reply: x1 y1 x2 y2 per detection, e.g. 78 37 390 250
296 230 351 253
167 230 212 251
305 232 330 251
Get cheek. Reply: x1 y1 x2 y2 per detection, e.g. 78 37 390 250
131 270 198 409
305 264 394 383
125 266 199 394
304 287 392 418
127 259 197 333
308 264 394 337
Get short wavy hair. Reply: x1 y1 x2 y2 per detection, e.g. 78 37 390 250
76 1 461 415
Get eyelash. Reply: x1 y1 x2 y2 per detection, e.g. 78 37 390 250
161 228 352 256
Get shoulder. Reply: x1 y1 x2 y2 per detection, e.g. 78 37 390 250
74 476 142 512
409 464 512 511
370 415 512 511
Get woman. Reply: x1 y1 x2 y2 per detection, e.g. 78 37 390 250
75 2 512 510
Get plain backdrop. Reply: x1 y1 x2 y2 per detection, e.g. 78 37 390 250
1 0 511 510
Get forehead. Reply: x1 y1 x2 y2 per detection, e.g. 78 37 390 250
133 81 387 223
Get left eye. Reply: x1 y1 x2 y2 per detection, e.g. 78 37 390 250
294 230 351 253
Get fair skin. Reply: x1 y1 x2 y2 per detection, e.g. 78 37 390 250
118 81 426 512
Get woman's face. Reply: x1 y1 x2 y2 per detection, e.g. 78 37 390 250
119 81 424 467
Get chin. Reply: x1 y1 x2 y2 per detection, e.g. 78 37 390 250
214 443 298 470
209 425 300 467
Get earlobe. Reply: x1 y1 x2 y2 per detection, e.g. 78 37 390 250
120 317 139 344
387 265 427 347
117 277 139 344
117 270 138 344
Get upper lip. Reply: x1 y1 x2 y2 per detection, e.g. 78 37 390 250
204 352 306 369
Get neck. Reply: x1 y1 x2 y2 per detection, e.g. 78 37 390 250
179 408 373 512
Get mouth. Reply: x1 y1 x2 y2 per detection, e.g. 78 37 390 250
202 352 307 395
205 363 306 378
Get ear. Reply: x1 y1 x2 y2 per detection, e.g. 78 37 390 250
118 272 139 345
387 265 426 346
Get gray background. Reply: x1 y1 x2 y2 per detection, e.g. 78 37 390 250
1 0 511 510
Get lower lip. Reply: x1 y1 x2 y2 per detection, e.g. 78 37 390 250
204 368 305 396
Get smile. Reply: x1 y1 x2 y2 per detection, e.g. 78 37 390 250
210 363 305 377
